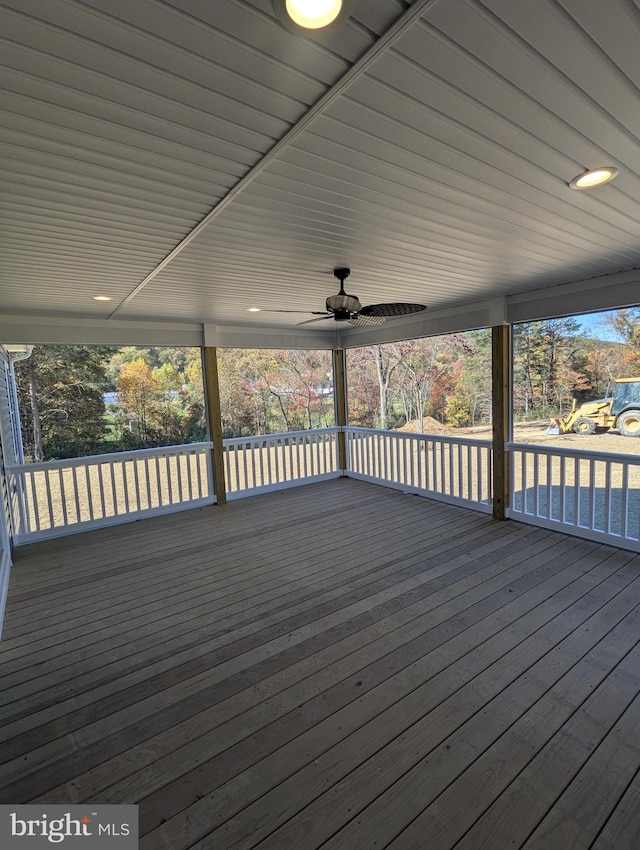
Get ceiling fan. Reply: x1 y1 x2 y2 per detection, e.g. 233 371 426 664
266 268 428 327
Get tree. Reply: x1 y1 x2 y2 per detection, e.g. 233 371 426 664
14 345 112 461
116 359 158 445
513 318 585 417
397 335 470 430
606 308 640 359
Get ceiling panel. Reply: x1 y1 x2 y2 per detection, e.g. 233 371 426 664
1 0 640 338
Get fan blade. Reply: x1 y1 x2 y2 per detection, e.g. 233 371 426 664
359 303 427 317
347 315 386 327
297 315 334 325
259 310 329 314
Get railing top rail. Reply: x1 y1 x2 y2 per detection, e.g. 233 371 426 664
223 427 339 447
6 441 213 473
345 426 492 448
507 441 640 465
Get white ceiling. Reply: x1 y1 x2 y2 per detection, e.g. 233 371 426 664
2 0 640 344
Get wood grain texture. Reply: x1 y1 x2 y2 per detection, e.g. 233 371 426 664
1 478 640 849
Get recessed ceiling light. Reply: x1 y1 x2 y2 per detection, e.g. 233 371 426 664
274 0 353 32
569 167 619 190
93 295 112 301
247 307 261 312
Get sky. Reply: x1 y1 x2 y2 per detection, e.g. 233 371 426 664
570 310 620 342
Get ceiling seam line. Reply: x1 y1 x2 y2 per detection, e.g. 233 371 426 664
107 0 445 319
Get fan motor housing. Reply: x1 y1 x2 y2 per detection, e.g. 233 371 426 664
326 292 361 314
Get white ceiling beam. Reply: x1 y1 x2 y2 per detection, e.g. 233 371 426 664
0 316 204 347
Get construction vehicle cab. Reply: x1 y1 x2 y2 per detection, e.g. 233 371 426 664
546 377 640 437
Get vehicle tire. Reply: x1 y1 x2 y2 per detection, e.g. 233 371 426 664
617 410 640 437
572 416 596 435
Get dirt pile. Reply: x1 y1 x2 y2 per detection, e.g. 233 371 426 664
397 416 457 436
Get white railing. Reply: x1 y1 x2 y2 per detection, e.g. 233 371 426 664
223 427 340 499
7 442 214 543
345 427 492 513
508 443 640 551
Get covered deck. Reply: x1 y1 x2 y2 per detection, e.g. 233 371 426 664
1 478 640 849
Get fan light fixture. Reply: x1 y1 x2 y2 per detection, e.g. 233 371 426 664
274 0 353 32
569 167 619 190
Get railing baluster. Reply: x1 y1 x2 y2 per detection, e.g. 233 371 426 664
42 470 55 529
175 453 184 504
154 455 162 506
58 468 68 526
257 441 265 487
621 463 629 539
234 444 241 493
165 454 173 503
545 453 552 519
274 438 280 483
97 462 107 517
402 438 407 487
122 459 130 512
603 460 612 534
195 448 203 498
589 458 596 529
145 455 153 507
84 465 94 521
28 472 40 532
110 460 118 514
133 457 142 512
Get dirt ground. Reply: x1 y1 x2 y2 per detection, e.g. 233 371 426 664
465 420 640 456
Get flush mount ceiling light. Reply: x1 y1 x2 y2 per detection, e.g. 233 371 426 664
274 0 353 33
92 295 112 301
247 307 261 312
569 167 619 190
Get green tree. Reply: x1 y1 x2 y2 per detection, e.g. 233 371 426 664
14 345 112 461
513 318 584 417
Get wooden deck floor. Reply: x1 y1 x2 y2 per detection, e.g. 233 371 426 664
1 478 640 849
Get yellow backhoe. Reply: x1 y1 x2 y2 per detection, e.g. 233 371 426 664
546 377 640 436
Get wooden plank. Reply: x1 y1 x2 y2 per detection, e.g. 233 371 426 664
2 480 640 850
138 549 639 847
383 615 640 849
0 500 484 670
0 521 549 789
2 489 463 628
218 563 640 850
589 762 640 849
518 692 640 849
42 525 575 804
0 509 493 715
75 536 604 808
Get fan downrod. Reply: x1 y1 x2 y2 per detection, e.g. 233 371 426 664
333 267 350 288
